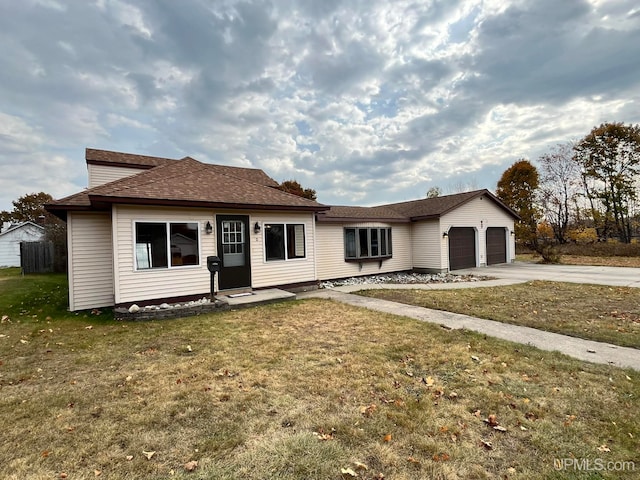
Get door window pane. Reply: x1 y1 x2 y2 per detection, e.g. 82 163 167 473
221 220 245 267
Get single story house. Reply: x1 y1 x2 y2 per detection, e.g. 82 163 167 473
46 149 518 311
0 221 45 267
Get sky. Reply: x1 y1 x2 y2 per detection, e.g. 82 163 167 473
1 0 640 212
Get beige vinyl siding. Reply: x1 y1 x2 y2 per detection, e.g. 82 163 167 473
411 220 446 272
114 206 215 304
440 195 515 268
316 222 412 281
250 212 317 288
67 212 114 311
88 164 145 188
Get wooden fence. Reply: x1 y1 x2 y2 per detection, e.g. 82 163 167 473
20 241 54 274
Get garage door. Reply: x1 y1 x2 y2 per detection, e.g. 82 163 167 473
486 227 507 265
448 227 476 270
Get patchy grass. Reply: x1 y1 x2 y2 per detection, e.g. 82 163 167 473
518 253 640 268
1 274 639 479
359 281 640 349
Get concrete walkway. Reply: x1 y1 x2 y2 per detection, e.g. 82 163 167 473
298 283 640 371
458 262 640 288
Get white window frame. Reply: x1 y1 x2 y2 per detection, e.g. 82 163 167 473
133 221 202 271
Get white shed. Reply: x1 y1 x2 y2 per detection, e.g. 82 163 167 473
0 222 45 267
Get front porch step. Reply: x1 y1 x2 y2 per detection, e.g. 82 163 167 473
217 288 296 308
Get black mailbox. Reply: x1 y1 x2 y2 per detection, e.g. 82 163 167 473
207 256 221 273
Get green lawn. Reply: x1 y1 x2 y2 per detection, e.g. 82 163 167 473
0 270 638 479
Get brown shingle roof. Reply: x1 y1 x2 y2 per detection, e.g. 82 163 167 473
384 189 519 220
85 148 279 187
47 156 326 216
86 148 175 169
316 205 410 223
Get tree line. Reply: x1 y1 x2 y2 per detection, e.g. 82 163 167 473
496 122 640 248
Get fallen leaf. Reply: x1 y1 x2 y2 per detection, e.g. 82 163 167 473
471 355 480 362
341 467 358 478
597 444 610 453
424 376 435 386
354 462 368 471
473 410 481 417
360 404 377 417
85 325 93 330
484 414 498 426
383 433 392 442
41 450 50 458
60 473 68 479
407 456 420 464
184 460 198 471
126 455 134 461
480 439 493 450
20 339 28 344
493 425 507 432
142 450 156 460
507 467 516 474
432 453 450 462
94 470 102 476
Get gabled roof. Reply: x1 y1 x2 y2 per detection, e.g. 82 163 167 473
47 156 327 218
384 189 520 221
85 148 279 187
0 221 45 237
316 205 410 223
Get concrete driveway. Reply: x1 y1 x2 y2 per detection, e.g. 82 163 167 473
458 262 640 288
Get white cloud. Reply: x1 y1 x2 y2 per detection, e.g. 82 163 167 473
0 0 639 210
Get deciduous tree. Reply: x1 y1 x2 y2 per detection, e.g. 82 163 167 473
426 186 442 198
537 142 581 243
278 180 317 201
1 192 67 271
496 159 541 248
574 122 640 243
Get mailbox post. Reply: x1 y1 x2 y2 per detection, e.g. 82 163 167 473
206 256 221 299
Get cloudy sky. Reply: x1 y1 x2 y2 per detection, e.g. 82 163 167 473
1 0 639 211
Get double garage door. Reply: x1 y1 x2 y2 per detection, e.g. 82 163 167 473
448 227 507 270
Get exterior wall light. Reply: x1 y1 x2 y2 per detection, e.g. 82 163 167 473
254 222 261 234
442 231 448 238
205 221 213 234
510 230 515 236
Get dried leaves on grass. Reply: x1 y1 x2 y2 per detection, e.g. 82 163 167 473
0 287 638 479
360 281 640 348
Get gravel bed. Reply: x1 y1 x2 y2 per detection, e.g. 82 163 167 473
320 272 490 288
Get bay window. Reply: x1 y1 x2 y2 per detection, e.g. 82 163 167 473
344 227 392 260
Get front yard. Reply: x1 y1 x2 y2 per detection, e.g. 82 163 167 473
359 281 640 349
0 271 638 479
